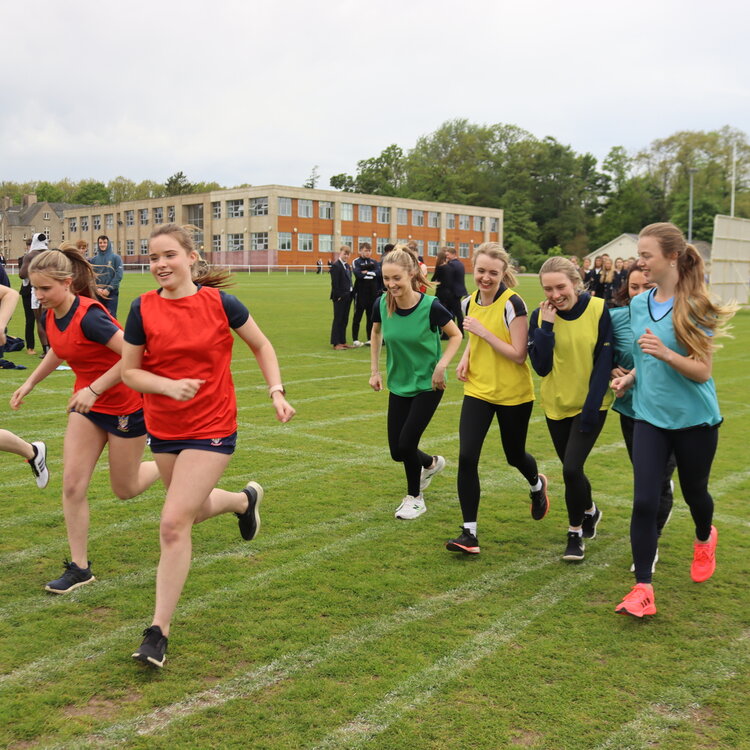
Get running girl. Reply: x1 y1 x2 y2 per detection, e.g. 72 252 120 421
11 245 160 593
447 243 548 555
528 256 613 561
612 222 735 618
369 246 462 520
0 284 48 487
122 223 295 668
610 265 675 573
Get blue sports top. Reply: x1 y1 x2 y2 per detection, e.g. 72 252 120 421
609 304 635 419
629 289 721 430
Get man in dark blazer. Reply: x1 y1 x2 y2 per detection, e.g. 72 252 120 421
330 246 353 349
445 247 468 331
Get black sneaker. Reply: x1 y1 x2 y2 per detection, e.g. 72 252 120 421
563 532 585 561
581 507 602 539
132 626 168 668
45 560 95 594
446 528 480 554
529 473 549 520
236 481 263 540
28 441 49 489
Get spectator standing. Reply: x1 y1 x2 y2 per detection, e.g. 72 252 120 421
351 242 380 346
19 233 50 354
330 246 353 350
445 247 469 330
90 235 123 318
18 239 36 354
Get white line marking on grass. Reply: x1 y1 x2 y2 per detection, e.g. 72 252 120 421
50 546 606 748
311 547 626 750
0 525 391 691
594 629 750 749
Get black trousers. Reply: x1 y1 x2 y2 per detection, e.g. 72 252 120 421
619 413 674 534
387 390 443 497
352 295 375 342
631 420 718 584
330 295 351 346
21 291 35 349
546 411 607 527
457 397 538 523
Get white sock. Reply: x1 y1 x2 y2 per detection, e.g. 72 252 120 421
464 522 477 535
530 478 542 492
585 503 597 516
568 527 583 536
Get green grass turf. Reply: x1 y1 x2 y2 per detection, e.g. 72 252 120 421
0 272 748 749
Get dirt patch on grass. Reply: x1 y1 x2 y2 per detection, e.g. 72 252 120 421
63 691 141 720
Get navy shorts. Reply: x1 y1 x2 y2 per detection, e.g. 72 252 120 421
77 408 147 438
148 431 237 455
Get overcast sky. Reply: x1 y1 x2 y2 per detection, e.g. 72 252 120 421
1 0 747 190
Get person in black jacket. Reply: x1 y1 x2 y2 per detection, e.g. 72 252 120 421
351 242 380 346
445 248 468 330
329 246 353 349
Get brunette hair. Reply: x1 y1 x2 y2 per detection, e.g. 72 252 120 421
28 243 98 298
639 222 735 359
538 256 584 293
381 244 431 315
149 223 233 288
612 264 650 307
473 242 517 288
76 239 88 252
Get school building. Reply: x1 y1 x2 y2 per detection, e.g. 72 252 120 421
61 185 503 268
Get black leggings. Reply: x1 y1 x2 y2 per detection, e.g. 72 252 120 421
457 397 538 523
631 420 718 584
21 292 35 349
387 390 443 497
546 411 607 527
619 413 675 534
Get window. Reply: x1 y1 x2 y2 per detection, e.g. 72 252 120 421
250 197 268 216
376 237 389 254
428 240 439 257
167 206 175 222
278 232 292 251
105 214 114 229
428 211 439 228
212 201 221 219
459 242 470 258
69 218 77 232
298 199 313 218
341 203 353 221
43 211 50 220
298 233 313 252
153 207 163 224
93 215 101 230
140 239 149 253
459 215 470 230
227 233 244 251
319 201 333 220
490 217 499 232
415 239 424 254
412 210 424 226
397 238 409 246
377 206 390 223
125 210 134 226
212 234 222 252
474 216 484 231
187 204 204 229
140 208 149 225
227 199 244 218
126 240 135 255
251 232 269 250
81 216 89 231
397 207 408 225
447 213 456 229
358 204 372 222
278 197 292 216
319 234 333 254
341 235 353 249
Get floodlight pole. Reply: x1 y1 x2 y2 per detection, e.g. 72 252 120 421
687 168 698 241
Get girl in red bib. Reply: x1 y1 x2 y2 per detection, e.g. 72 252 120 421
11 245 160 594
122 223 295 668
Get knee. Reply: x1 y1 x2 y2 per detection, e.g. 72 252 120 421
111 480 138 501
389 446 404 463
159 515 191 547
62 476 88 502
561 464 582 485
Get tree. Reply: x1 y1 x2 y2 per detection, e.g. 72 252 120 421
330 173 355 192
303 166 320 189
73 180 110 205
35 181 66 203
164 171 193 196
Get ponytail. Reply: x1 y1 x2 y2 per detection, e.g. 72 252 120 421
381 245 432 316
28 244 98 299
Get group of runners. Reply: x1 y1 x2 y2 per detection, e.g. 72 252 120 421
0 219 735 668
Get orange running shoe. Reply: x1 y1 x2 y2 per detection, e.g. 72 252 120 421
691 525 717 583
615 583 656 618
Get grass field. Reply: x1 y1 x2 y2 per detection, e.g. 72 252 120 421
0 272 748 750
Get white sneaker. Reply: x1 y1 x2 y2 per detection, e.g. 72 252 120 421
630 548 658 573
352 340 364 348
28 441 49 489
419 455 446 492
395 495 426 520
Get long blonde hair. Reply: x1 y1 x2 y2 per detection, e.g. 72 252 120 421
28 243 98 299
639 222 735 360
381 245 431 316
538 256 584 293
473 242 517 288
150 224 233 288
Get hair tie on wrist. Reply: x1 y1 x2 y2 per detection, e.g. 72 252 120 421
88 384 100 396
